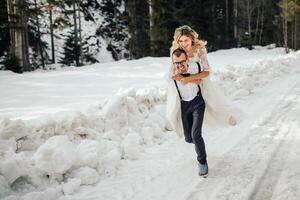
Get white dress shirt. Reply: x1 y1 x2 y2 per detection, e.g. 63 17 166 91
176 62 203 101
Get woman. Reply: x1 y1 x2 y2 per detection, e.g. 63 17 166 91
166 25 242 137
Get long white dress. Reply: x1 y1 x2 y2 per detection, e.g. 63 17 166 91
166 50 243 138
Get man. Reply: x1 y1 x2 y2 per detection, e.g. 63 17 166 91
170 48 209 176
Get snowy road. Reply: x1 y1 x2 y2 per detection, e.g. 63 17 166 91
61 71 300 200
183 74 300 200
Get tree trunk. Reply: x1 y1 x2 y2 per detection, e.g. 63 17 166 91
149 0 153 29
247 0 252 38
291 18 294 49
283 18 288 52
73 2 79 66
295 8 298 49
149 0 156 55
78 1 82 65
49 6 55 63
149 0 158 56
7 0 15 56
7 0 30 72
34 0 45 69
254 6 260 42
233 0 238 42
125 0 150 58
284 0 289 53
21 0 30 71
225 0 229 43
294 0 297 50
259 5 264 44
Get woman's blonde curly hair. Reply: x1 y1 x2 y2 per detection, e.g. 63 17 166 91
170 25 207 57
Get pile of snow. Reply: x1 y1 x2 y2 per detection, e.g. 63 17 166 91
32 135 77 175
62 178 81 195
0 119 29 140
0 87 168 199
212 50 300 98
68 167 100 185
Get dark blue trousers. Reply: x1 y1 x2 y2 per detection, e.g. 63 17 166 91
181 95 207 164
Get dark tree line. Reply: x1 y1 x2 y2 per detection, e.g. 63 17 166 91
0 0 299 73
127 0 300 58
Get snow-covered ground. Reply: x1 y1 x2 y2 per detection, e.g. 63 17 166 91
0 46 300 200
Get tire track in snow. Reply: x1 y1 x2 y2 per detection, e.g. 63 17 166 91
183 79 300 200
271 122 300 200
248 87 300 200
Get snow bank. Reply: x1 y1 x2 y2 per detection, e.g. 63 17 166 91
68 167 100 185
0 175 11 198
22 187 62 200
0 87 167 199
32 135 77 175
76 139 102 168
0 119 29 140
62 178 81 195
213 51 300 98
0 152 30 185
0 139 16 153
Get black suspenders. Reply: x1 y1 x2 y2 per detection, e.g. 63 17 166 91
195 62 202 92
174 62 202 100
174 80 182 100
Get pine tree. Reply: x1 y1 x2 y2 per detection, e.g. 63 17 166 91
149 0 178 56
61 0 82 66
0 0 10 59
214 0 236 48
182 0 235 50
173 0 211 47
98 0 129 60
45 0 66 64
125 0 150 58
27 0 48 69
60 29 81 66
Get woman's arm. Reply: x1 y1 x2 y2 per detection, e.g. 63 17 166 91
172 69 207 84
172 74 183 81
172 74 203 85
188 79 203 84
173 75 203 85
180 71 209 84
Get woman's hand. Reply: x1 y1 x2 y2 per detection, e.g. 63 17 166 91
180 78 202 85
172 74 183 81
180 77 189 85
194 79 203 84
